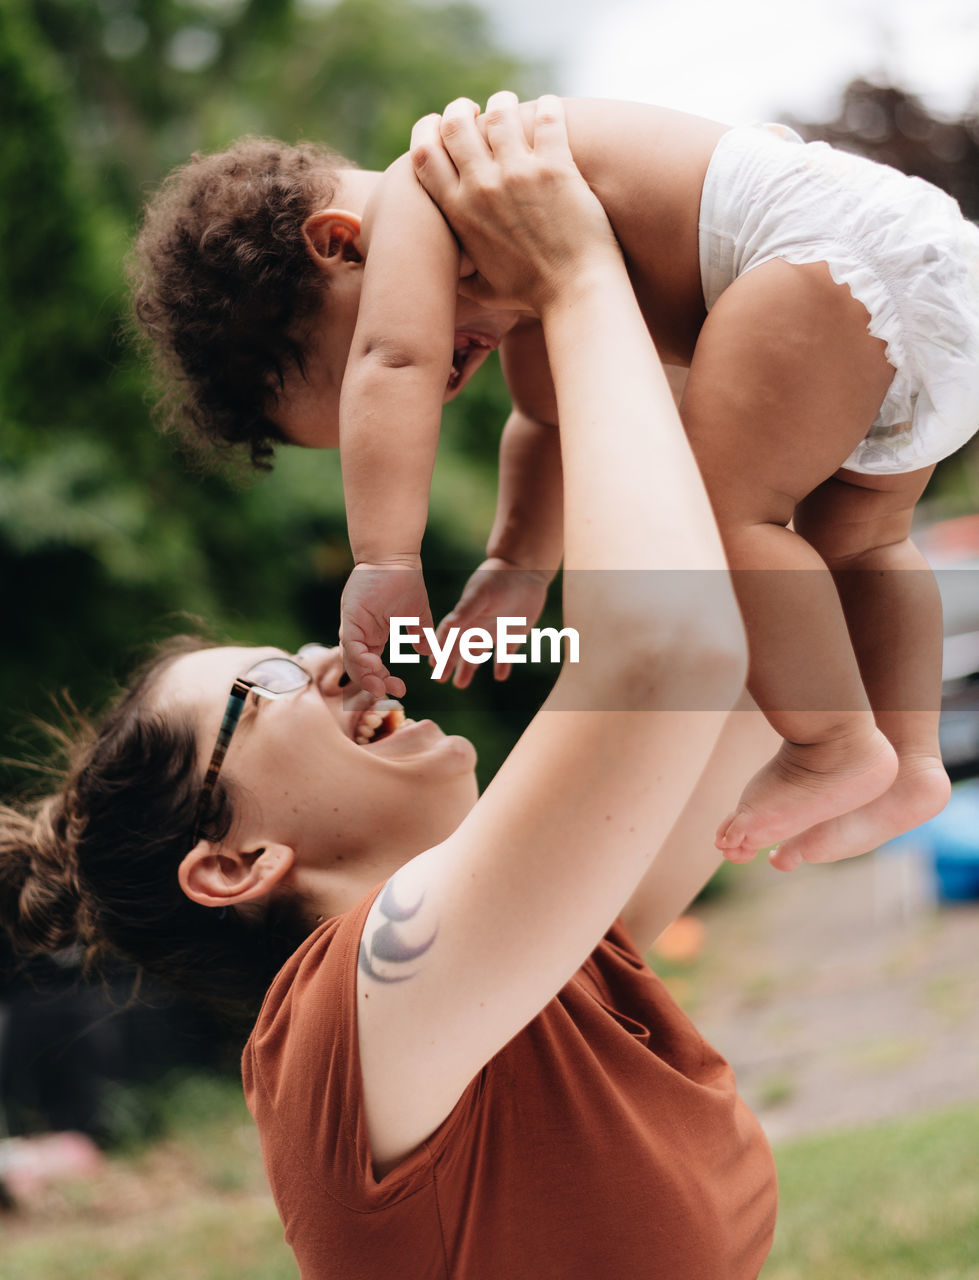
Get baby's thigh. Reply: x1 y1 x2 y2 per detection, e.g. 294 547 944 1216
681 258 895 525
795 465 935 564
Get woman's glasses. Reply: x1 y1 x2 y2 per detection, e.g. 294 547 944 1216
191 657 312 843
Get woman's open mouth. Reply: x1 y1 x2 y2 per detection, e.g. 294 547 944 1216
353 699 406 745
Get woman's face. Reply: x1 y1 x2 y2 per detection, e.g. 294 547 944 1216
158 644 479 874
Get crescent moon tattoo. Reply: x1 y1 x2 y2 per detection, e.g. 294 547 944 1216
359 876 438 984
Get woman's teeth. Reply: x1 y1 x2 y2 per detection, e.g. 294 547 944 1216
448 347 468 389
355 699 406 745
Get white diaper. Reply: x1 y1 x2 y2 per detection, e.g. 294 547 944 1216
699 123 979 475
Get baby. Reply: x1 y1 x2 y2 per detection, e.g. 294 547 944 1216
131 92 979 870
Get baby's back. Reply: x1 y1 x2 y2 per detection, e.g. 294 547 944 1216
559 99 728 363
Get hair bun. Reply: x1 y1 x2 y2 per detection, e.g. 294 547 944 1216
0 795 83 955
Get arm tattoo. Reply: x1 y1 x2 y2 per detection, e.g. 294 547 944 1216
359 877 437 984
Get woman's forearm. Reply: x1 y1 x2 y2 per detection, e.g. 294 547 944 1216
539 263 743 687
541 265 721 576
410 95 745 696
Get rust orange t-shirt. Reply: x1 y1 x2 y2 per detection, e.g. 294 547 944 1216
242 887 777 1279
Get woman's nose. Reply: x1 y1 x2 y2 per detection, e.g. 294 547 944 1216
296 643 346 693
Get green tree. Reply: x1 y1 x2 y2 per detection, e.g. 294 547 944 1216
28 0 540 206
1 0 540 792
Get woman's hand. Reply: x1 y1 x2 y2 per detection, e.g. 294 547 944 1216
410 92 621 314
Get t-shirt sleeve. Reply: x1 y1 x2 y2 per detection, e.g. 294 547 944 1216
242 884 442 1213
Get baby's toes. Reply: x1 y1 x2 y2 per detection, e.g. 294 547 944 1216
715 808 754 851
768 843 804 873
722 841 759 864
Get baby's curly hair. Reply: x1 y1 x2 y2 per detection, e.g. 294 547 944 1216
128 137 352 469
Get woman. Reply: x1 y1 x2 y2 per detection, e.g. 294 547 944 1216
1 97 777 1275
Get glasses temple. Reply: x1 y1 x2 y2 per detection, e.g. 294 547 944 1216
191 678 253 841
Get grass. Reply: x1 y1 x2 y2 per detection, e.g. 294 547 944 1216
756 1069 797 1109
924 974 976 1024
763 1102 979 1279
0 1072 299 1280
1 1208 297 1280
2 1077 977 1278
845 1035 928 1073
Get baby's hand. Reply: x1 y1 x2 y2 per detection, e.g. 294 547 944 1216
341 560 434 699
433 558 551 689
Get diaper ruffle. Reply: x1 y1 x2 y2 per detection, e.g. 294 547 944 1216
699 124 979 475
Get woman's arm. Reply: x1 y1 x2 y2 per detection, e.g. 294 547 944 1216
356 94 747 1173
619 694 779 954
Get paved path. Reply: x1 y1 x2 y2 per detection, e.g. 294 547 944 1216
674 845 979 1145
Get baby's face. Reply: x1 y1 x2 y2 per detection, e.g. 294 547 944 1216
445 297 522 399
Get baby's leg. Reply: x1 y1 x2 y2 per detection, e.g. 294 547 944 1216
681 257 899 857
769 469 950 870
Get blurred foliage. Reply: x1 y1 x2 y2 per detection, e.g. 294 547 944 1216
29 0 541 202
0 0 548 791
792 78 979 221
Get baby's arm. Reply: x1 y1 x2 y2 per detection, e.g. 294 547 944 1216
436 406 562 687
490 319 563 572
340 154 460 693
487 407 563 573
434 322 564 687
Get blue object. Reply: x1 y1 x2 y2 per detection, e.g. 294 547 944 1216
882 779 979 902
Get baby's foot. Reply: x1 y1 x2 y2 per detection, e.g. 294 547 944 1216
715 727 898 861
768 757 951 871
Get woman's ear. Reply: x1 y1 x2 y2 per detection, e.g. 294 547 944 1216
302 210 364 269
178 840 295 909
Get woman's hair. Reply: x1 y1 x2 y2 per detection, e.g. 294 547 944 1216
0 638 309 1031
128 137 352 469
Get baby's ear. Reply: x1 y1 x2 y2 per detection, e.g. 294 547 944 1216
303 210 364 268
